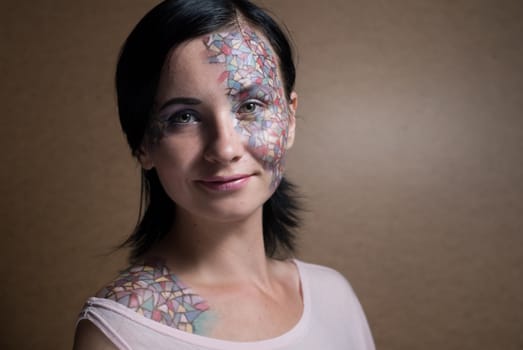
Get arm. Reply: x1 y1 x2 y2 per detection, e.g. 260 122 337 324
73 320 118 350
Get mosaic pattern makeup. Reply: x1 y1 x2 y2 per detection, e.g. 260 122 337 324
204 27 291 189
97 259 211 334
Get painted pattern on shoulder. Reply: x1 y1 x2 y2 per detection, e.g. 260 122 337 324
97 259 211 334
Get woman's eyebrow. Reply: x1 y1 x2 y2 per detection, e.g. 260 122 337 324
233 84 272 98
158 97 202 112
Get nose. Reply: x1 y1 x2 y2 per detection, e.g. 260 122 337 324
203 111 244 164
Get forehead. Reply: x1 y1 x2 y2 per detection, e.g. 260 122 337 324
205 28 278 91
204 28 276 66
161 27 279 90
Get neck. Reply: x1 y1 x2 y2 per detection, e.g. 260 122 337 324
151 206 273 286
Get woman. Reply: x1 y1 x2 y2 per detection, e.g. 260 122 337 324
74 0 375 349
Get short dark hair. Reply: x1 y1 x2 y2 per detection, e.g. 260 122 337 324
116 0 301 262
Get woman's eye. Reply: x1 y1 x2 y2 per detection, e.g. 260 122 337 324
167 110 199 124
238 101 264 114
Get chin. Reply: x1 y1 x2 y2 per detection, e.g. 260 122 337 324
175 207 261 227
173 190 269 225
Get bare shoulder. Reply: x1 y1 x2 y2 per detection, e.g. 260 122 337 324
95 259 211 334
73 320 117 350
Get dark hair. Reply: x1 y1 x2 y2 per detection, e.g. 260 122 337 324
116 0 300 262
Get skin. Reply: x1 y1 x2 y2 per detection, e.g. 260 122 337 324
96 258 212 334
74 24 301 347
73 321 118 350
203 28 290 189
140 26 298 335
146 26 295 191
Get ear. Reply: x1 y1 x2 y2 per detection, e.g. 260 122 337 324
136 145 154 170
285 91 298 149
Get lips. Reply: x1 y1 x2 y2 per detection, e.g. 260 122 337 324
196 174 252 192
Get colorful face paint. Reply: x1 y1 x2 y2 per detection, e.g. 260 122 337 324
204 27 291 189
97 259 212 335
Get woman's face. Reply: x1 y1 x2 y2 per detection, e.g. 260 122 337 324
140 26 297 222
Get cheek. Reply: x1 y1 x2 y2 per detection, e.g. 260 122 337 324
151 144 196 203
238 112 288 163
234 102 290 189
150 139 200 177
243 93 289 164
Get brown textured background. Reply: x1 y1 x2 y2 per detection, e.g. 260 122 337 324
1 0 522 349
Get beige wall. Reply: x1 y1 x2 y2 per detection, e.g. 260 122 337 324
1 0 522 349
